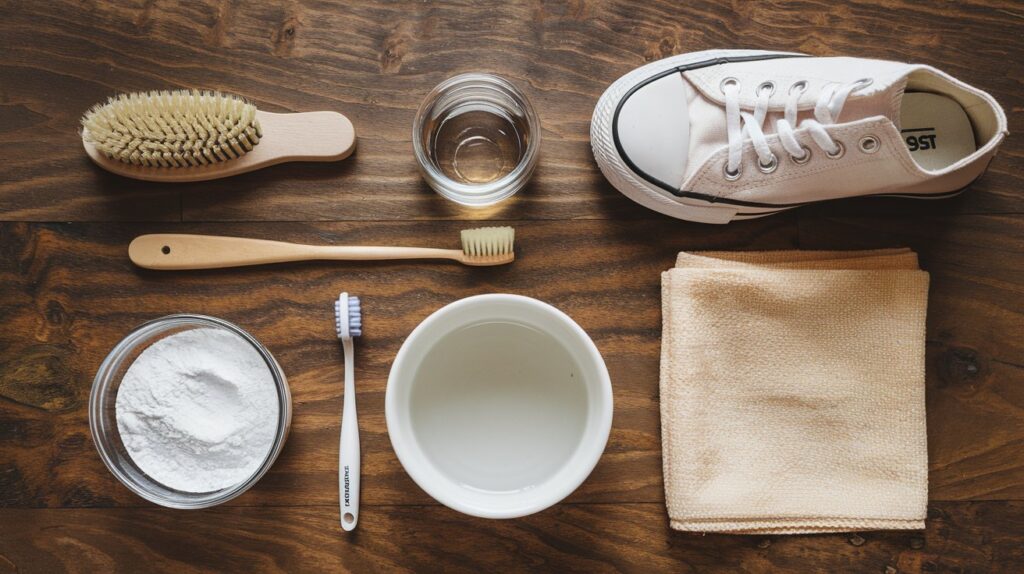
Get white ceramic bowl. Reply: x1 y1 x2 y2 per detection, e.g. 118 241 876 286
386 294 613 518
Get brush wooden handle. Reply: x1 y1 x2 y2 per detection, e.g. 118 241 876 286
83 110 356 183
129 234 465 269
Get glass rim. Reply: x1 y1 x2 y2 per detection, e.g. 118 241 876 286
412 72 541 206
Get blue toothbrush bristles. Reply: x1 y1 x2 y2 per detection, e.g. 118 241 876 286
334 294 361 339
334 299 343 338
348 296 362 337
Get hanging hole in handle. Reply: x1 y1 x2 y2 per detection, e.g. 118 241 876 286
161 245 171 254
343 512 356 525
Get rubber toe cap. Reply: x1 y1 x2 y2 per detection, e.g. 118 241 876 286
615 72 691 189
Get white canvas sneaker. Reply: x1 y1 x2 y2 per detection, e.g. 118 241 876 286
591 49 1008 223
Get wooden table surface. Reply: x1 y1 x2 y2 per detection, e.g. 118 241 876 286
2 1 1022 572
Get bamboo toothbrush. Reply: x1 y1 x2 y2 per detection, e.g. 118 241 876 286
128 227 515 269
81 89 355 182
335 292 361 532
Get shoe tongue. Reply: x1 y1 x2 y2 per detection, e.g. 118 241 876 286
680 77 729 181
837 76 907 127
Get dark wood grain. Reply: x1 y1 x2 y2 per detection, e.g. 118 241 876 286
2 502 1023 574
0 0 1021 221
2 0 1023 572
1 215 1021 511
0 218 800 509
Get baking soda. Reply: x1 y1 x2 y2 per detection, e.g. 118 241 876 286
115 328 279 493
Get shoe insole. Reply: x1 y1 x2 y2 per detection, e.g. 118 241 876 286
899 92 976 171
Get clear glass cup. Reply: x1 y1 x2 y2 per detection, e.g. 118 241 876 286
89 314 292 509
413 73 541 207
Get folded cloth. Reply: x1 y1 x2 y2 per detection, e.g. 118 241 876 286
661 249 929 534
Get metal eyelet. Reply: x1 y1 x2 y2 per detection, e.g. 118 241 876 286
757 153 778 174
723 162 741 181
719 76 740 93
826 141 846 160
757 81 776 97
858 135 881 154
788 80 808 95
853 77 873 91
790 147 812 164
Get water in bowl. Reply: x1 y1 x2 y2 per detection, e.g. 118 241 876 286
409 321 588 493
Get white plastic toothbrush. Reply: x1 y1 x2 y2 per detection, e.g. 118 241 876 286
335 292 362 531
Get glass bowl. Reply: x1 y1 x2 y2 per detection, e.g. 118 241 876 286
89 314 291 509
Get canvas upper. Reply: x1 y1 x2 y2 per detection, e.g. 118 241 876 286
591 50 1008 223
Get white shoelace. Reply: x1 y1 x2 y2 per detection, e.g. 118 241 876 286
722 78 872 177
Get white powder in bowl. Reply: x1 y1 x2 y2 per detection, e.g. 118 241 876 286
115 327 280 493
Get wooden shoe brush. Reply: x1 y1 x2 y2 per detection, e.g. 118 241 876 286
81 89 356 182
129 227 515 269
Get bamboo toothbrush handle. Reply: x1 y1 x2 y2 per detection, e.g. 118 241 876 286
129 234 466 270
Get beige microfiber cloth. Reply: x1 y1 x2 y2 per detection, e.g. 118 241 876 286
661 249 929 534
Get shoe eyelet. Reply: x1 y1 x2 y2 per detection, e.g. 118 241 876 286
790 147 812 164
719 77 740 93
858 135 881 154
788 80 808 95
853 77 873 91
826 141 846 160
757 81 776 97
757 153 778 174
723 162 741 181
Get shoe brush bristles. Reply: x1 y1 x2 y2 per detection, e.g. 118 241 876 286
335 293 362 340
81 89 262 168
460 227 515 263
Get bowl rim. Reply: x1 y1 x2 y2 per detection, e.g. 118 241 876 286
385 294 613 519
89 313 291 509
